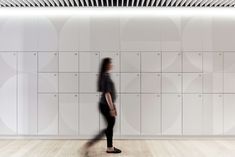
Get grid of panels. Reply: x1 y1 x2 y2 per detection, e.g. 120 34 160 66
1 51 235 137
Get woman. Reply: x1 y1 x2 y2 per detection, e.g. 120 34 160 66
83 57 122 154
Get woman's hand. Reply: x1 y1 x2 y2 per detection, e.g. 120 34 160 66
110 109 116 117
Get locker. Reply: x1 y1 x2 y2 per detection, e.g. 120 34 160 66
38 52 58 72
162 73 181 93
224 52 235 73
203 94 223 135
162 52 182 72
100 52 120 72
0 52 17 135
224 94 235 135
183 73 202 93
183 52 202 72
141 94 161 135
141 73 161 93
79 73 98 93
224 73 235 93
38 73 58 93
59 94 78 135
38 94 58 135
100 94 120 135
18 52 37 135
59 73 79 93
203 52 223 73
121 73 140 93
203 73 223 93
59 52 78 72
183 94 203 135
162 94 182 135
121 52 140 72
141 52 161 72
79 52 100 72
79 94 100 136
121 94 140 135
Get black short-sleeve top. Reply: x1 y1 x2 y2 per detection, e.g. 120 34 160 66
100 72 117 104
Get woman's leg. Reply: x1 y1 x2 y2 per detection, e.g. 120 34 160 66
105 115 115 148
84 103 107 148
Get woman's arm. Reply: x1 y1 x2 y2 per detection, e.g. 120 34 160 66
105 93 116 117
105 92 114 110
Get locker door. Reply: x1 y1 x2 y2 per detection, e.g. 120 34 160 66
141 94 161 135
183 73 202 93
162 73 182 93
121 94 140 135
224 52 235 73
59 52 78 72
18 52 37 135
162 52 181 72
224 73 235 93
121 73 140 93
121 52 140 72
59 73 79 93
0 52 17 135
203 94 223 135
203 73 223 93
79 94 100 136
203 52 223 73
38 73 58 93
59 94 78 135
183 52 202 72
38 94 58 135
141 73 161 93
79 52 100 72
141 52 161 72
79 73 98 93
162 94 182 135
183 94 203 135
224 94 235 135
38 52 58 72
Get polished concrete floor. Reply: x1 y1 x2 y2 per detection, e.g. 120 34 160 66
0 139 234 157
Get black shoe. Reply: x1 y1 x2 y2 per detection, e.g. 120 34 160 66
106 147 122 153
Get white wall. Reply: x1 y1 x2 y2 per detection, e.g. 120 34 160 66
0 14 235 138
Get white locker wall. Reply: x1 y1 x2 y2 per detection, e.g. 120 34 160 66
18 52 37 135
1 15 235 138
0 52 17 135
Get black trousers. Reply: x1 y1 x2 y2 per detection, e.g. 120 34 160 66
88 102 115 147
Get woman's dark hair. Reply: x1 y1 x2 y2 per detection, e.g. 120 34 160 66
97 57 112 92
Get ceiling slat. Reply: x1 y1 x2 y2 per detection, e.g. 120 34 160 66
160 0 167 6
25 0 35 6
48 0 55 6
0 0 6 6
150 0 156 6
37 0 45 6
64 0 70 6
170 0 177 6
219 0 230 6
52 0 60 6
35 0 43 6
155 0 161 6
17 0 27 6
68 0 74 6
213 0 224 6
227 0 235 6
5 0 16 6
0 0 234 7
